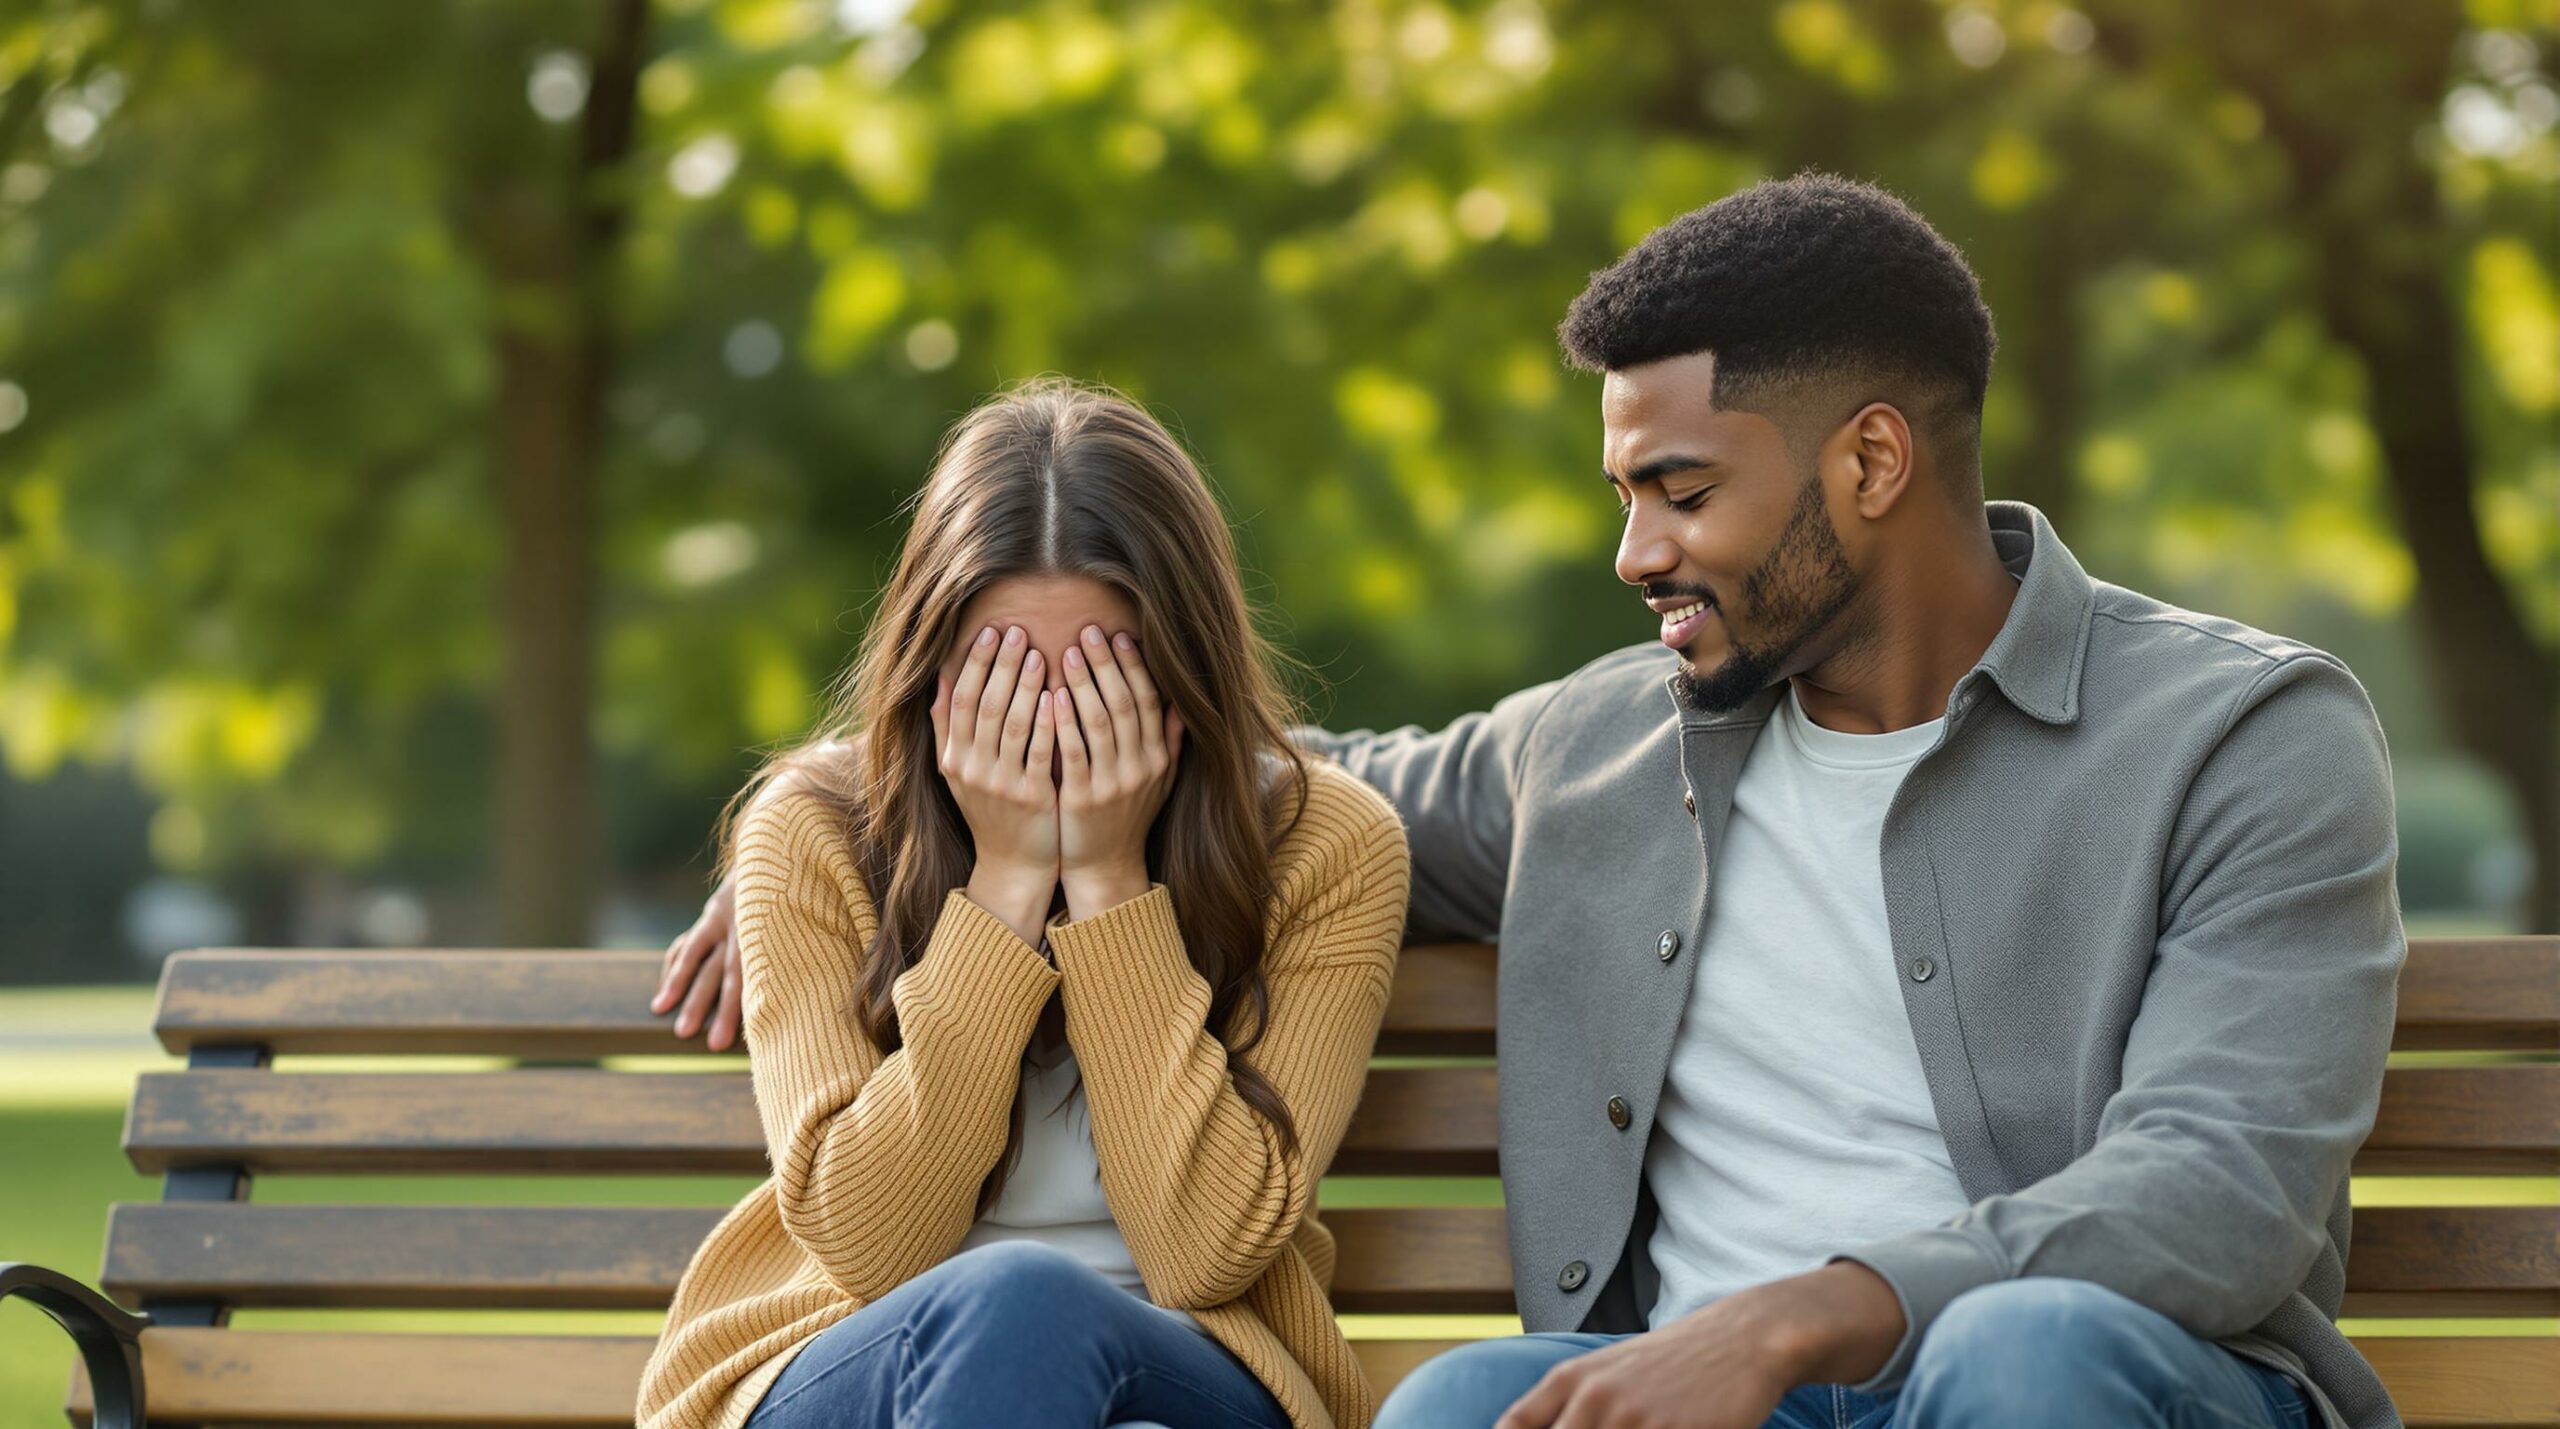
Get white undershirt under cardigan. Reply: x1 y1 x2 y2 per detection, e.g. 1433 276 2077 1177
1645 685 1976 1327
953 1027 1211 1335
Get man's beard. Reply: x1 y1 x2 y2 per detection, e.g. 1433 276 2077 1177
1675 469 1861 712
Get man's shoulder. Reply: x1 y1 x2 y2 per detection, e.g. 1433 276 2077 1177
2081 580 2370 729
2088 580 2333 666
1541 640 1684 716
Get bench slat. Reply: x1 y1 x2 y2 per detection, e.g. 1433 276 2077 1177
2366 1065 2560 1175
124 1070 765 1176
2341 1204 2560 1317
149 939 2556 1058
67 1330 657 1427
102 1204 719 1310
2355 1336 2560 1428
153 951 679 1059
2392 939 2560 1052
96 1204 1518 1314
123 1063 2555 1178
149 944 1497 1058
99 1203 2560 1317
123 1066 1499 1178
1373 942 1498 1054
64 1330 2560 1427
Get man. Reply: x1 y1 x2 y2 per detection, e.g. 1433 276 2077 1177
656 174 2403 1429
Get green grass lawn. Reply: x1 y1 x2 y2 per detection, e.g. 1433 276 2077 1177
4 983 2553 1429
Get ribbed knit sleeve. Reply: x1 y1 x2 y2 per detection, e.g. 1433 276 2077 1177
1046 773 1411 1310
732 789 1061 1302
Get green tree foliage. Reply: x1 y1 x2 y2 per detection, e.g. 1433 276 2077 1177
0 0 2552 938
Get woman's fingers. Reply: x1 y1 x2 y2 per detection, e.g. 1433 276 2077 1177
1080 625 1142 753
948 624 997 752
1053 687 1088 784
928 671 952 770
1062 641 1117 771
998 649 1043 767
1107 630 1165 764
975 626 1028 757
1024 680 1057 793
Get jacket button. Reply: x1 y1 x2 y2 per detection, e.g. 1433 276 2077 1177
1909 957 1936 982
1558 1260 1589 1292
1657 929 1681 962
1683 790 1697 816
1607 1095 1631 1130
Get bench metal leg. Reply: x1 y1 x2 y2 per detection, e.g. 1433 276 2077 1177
0 1262 151 1429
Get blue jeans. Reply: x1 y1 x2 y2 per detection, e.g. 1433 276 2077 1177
1376 1279 2315 1429
741 1240 1291 1429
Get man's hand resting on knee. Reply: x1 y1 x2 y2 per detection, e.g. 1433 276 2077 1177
653 872 743 1052
1495 1260 1905 1429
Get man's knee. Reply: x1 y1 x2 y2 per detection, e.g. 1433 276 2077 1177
1926 1278 2164 1358
1902 1279 2181 1421
1375 1336 1592 1429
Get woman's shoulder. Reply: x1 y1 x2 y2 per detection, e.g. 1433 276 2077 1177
735 772 847 860
1264 751 1408 888
733 741 866 861
731 776 879 928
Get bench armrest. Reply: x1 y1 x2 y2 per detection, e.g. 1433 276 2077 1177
0 1262 151 1429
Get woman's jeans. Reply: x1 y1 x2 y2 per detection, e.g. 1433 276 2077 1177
742 1241 1291 1429
1375 1279 2316 1429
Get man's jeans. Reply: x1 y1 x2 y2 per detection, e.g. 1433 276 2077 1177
1376 1279 2315 1429
739 1240 1290 1429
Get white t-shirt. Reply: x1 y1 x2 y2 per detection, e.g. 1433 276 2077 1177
952 1029 1210 1334
1644 685 1975 1326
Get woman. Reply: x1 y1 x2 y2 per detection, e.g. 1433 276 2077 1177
635 378 1411 1429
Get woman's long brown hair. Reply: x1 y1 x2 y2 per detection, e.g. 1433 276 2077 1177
710 376 1316 1213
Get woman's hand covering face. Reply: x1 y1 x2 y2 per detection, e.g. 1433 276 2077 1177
930 623 1063 889
1053 624 1183 881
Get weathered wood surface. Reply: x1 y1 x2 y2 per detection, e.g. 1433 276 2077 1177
149 943 1498 1057
149 940 2555 1056
57 934 2558 1428
66 1330 2560 1428
2390 939 2560 1052
124 1062 2557 1178
99 1202 2560 1318
122 1065 1507 1178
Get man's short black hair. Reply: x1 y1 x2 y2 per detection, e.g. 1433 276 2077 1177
1559 172 1996 478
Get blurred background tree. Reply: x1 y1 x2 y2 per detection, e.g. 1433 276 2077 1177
0 0 2551 975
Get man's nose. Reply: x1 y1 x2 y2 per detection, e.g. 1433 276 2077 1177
1616 505 1682 588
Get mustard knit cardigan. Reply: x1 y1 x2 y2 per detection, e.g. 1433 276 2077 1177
635 758 1412 1429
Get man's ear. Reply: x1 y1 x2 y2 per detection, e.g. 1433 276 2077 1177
1840 402 1916 520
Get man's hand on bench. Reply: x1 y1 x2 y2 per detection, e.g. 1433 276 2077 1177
653 872 743 1051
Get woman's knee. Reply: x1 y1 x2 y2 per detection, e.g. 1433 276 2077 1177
916 1241 1125 1325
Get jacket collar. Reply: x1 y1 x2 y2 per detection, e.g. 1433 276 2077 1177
1970 500 2093 726
1665 499 2094 730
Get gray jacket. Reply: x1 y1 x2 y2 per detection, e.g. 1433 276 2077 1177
1292 500 2404 1429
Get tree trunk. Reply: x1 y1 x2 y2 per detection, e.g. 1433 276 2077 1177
2312 202 2560 933
2001 215 2087 527
480 0 648 947
2155 1 2560 933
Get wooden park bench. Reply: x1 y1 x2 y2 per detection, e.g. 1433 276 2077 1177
6 935 2555 1427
